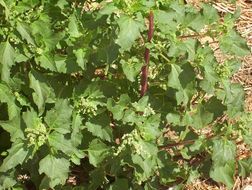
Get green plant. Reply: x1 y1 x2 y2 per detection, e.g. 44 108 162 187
0 0 251 189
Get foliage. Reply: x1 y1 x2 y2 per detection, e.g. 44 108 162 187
0 0 251 189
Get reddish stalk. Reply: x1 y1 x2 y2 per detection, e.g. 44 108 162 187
140 11 154 97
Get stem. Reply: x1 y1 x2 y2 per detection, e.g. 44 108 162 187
140 11 154 97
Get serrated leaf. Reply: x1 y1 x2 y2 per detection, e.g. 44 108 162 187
0 141 30 172
68 14 81 38
29 70 55 115
88 168 105 190
45 99 72 134
238 158 252 178
220 30 250 57
116 15 144 50
210 161 235 189
109 178 128 190
211 139 236 166
73 49 87 70
71 112 84 147
168 64 182 90
121 58 142 82
0 171 16 189
85 113 113 142
16 22 35 45
0 41 15 82
202 3 219 24
0 117 24 142
0 0 10 19
0 83 19 120
139 114 161 141
22 109 41 129
191 104 214 129
35 53 57 71
88 139 111 167
166 113 180 125
107 94 131 120
39 154 70 188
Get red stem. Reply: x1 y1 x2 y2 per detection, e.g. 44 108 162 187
140 11 154 97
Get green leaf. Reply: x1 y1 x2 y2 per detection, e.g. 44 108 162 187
0 171 16 189
139 114 161 141
39 154 70 188
88 168 105 190
85 113 113 142
191 104 214 129
16 22 35 45
210 161 235 189
88 139 111 167
0 0 10 19
219 30 250 57
71 112 84 147
116 15 144 50
73 49 87 70
68 14 81 38
238 158 252 178
168 64 182 90
0 117 24 142
0 141 30 172
121 57 142 82
210 139 236 188
0 41 15 82
211 139 236 166
29 70 55 115
45 99 72 134
35 53 57 72
202 3 219 24
107 94 131 120
109 178 128 190
0 83 19 120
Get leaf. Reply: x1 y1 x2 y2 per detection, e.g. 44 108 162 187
0 171 16 189
45 99 72 134
39 154 70 188
121 58 142 82
107 94 131 120
85 113 113 142
0 117 24 142
35 53 57 72
73 49 87 70
109 178 128 190
0 83 19 120
29 70 55 115
191 104 214 129
131 153 157 183
139 114 161 141
16 22 35 45
166 113 180 125
210 161 235 189
71 112 84 147
219 30 250 57
116 15 144 50
0 41 15 82
0 0 10 19
68 14 81 38
238 158 252 178
211 139 236 166
88 139 111 167
168 64 182 90
210 139 236 188
0 141 30 172
202 3 219 24
88 168 105 190
22 109 41 129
